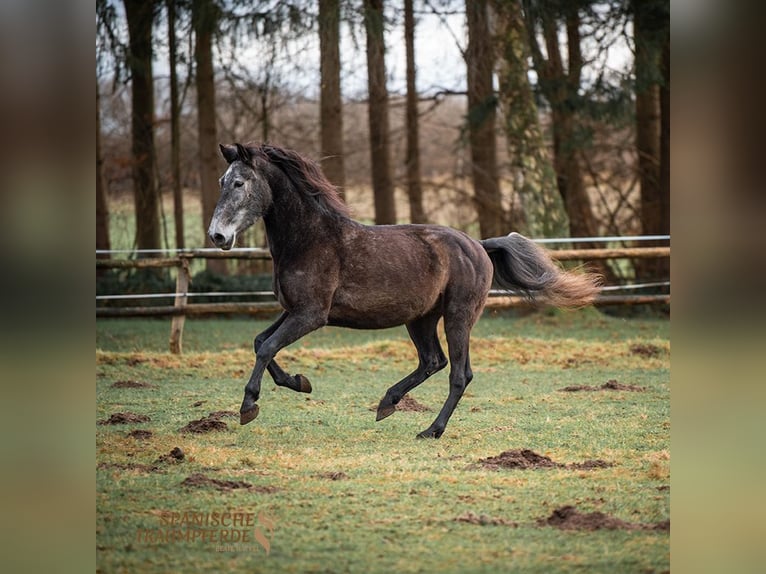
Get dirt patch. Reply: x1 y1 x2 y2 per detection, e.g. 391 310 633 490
629 343 663 358
127 429 153 440
180 473 279 493
207 410 238 420
560 379 646 392
368 395 431 413
538 505 669 532
97 462 158 473
157 447 185 464
455 511 517 527
479 449 559 470
568 459 613 470
476 449 613 471
179 413 231 434
111 380 156 389
315 471 349 481
192 400 207 407
98 412 151 425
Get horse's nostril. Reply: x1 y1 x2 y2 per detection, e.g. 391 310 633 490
211 232 226 246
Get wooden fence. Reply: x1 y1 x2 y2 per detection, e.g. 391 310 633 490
96 246 670 354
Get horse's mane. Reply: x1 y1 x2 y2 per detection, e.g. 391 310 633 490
247 142 351 219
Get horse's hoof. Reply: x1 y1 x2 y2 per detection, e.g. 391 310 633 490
416 428 441 439
296 374 312 393
240 404 260 425
376 401 396 422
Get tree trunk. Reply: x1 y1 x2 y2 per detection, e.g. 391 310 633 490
364 0 396 225
193 0 226 273
494 0 566 238
168 0 184 250
124 0 160 252
634 0 670 282
404 0 426 224
319 0 346 196
660 33 669 238
522 1 615 281
96 76 110 260
466 0 503 239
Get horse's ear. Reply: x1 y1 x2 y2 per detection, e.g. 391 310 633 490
219 144 238 164
235 143 252 164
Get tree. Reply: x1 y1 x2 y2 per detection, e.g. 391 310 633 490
364 0 397 225
193 0 227 273
168 0 184 250
493 0 567 238
96 76 111 259
404 0 426 224
124 0 161 251
633 0 669 281
466 0 504 238
319 0 346 195
522 0 598 241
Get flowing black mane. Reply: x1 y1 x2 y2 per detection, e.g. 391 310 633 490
246 142 351 219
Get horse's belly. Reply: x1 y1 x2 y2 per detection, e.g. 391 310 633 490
327 288 439 329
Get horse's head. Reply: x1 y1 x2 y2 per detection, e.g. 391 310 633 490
208 143 273 250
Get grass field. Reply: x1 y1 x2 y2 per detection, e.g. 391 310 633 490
96 309 669 573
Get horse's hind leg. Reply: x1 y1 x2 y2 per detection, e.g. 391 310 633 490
376 311 447 421
254 312 312 394
416 312 475 439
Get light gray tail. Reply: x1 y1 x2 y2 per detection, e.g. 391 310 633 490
480 233 602 308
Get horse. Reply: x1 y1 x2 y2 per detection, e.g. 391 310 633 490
208 142 601 438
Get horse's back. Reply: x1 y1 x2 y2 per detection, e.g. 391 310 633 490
326 223 492 329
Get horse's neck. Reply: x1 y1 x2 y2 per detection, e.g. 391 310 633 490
262 188 345 263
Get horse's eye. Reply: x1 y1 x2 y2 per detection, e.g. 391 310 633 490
234 180 244 188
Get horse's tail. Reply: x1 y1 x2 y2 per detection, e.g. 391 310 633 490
480 233 602 308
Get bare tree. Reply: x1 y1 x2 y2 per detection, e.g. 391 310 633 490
633 0 669 281
319 0 346 195
96 76 111 258
364 0 397 225
124 0 161 251
193 0 226 273
522 2 599 239
466 0 503 238
404 0 426 224
168 0 184 250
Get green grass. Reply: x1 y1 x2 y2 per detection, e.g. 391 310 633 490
96 310 669 573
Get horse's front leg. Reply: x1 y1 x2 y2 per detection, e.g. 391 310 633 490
254 312 313 394
240 311 327 425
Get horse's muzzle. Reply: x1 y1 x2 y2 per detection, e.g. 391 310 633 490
209 230 235 251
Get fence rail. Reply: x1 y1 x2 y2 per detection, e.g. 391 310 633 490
96 240 670 353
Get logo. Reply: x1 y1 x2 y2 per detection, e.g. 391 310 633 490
135 509 276 554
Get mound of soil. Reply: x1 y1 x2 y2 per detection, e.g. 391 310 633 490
560 379 646 392
629 343 663 358
455 511 517 527
127 429 153 440
539 505 669 532
98 412 151 425
368 395 431 413
98 461 159 473
476 449 613 471
111 380 156 389
157 447 185 464
179 412 231 434
479 449 559 470
315 471 349 481
567 459 613 470
180 473 279 493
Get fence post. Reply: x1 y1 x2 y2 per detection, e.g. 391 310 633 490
169 258 189 354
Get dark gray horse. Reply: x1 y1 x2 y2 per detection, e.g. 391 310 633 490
208 143 601 438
